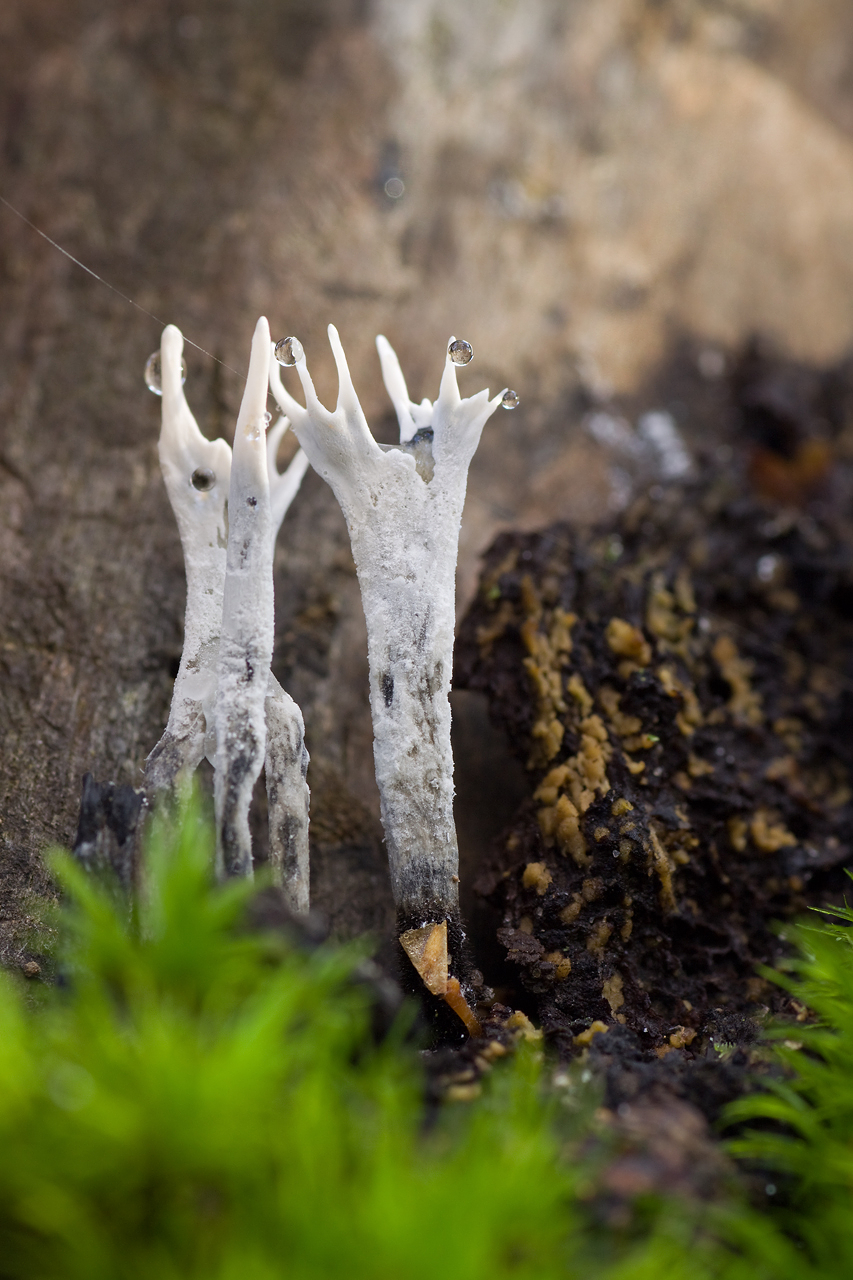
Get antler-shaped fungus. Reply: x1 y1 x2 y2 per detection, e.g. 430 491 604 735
270 327 504 1028
146 320 310 910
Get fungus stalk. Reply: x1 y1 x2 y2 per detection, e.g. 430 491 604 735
146 320 310 909
145 325 231 794
213 318 275 879
270 327 503 1025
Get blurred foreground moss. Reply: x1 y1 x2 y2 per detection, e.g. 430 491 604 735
724 890 853 1280
1 800 850 1279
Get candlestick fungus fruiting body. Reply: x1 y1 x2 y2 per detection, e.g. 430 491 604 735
214 319 276 880
146 321 310 911
270 326 504 1029
145 324 232 795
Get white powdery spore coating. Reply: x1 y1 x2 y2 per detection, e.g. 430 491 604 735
270 326 502 918
265 677 310 913
146 324 232 791
213 317 275 880
348 452 459 887
148 319 312 904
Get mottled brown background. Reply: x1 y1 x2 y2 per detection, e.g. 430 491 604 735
3 0 853 962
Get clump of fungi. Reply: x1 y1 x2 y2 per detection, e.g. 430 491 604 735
145 316 517 1037
146 320 310 911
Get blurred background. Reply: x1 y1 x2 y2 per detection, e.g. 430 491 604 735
3 0 853 959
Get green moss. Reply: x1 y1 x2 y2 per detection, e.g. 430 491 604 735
723 888 853 1278
2 798 851 1279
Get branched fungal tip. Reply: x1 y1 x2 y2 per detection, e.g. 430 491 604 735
270 325 503 1032
151 319 513 1030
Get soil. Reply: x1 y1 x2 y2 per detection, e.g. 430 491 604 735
455 339 853 1111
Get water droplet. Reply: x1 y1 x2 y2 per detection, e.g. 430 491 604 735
275 336 304 366
263 411 272 425
145 351 186 395
384 176 405 199
448 339 473 366
191 468 215 491
501 389 520 410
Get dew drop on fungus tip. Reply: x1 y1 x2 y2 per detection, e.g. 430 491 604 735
448 339 473 366
501 390 520 410
275 336 304 366
145 351 187 395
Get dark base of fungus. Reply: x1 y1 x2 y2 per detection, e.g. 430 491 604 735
72 773 145 893
395 908 486 1045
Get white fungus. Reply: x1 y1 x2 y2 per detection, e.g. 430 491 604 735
146 321 310 910
270 325 502 1006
